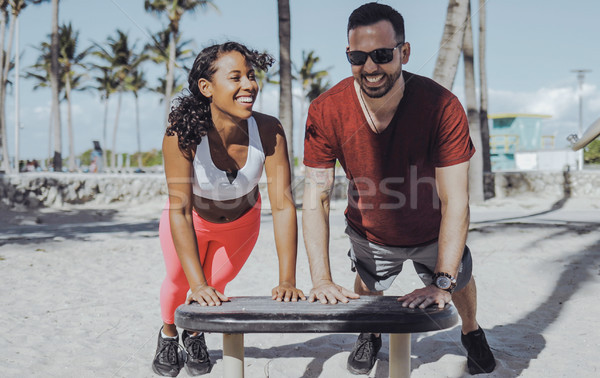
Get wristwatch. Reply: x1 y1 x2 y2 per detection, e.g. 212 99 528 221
432 272 457 293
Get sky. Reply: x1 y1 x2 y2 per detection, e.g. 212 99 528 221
3 0 600 162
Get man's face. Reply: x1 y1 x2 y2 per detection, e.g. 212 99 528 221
347 20 410 98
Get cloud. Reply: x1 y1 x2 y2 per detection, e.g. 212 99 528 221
488 83 600 148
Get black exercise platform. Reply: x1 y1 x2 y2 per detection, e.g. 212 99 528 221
175 296 458 377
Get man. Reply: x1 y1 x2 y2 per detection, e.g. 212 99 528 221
302 2 495 375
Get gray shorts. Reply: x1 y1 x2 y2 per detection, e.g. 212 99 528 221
345 225 472 292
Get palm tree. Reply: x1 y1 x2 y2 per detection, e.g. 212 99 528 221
255 62 278 113
306 76 330 103
25 43 54 169
92 65 117 171
58 23 90 171
144 0 217 128
0 0 29 173
26 23 89 171
478 0 492 177
94 30 145 168
49 0 61 171
150 76 184 101
432 0 469 89
0 1 51 172
277 0 294 181
0 0 11 172
295 50 330 129
462 2 484 203
124 68 147 168
144 27 193 103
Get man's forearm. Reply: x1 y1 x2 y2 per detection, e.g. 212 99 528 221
302 203 332 284
435 202 469 276
302 167 335 285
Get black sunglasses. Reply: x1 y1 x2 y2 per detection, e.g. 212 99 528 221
346 42 404 65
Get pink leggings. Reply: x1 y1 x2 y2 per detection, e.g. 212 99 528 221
158 197 261 324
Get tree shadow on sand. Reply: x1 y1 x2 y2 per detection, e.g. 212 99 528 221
412 222 600 377
205 333 396 378
0 207 159 246
199 223 598 377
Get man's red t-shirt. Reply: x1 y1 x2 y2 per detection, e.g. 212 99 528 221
303 72 475 247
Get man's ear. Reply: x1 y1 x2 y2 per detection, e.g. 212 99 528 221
401 42 411 65
198 78 212 99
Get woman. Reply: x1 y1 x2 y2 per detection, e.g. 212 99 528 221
153 42 305 377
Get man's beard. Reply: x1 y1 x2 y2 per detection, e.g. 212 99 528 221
360 68 402 99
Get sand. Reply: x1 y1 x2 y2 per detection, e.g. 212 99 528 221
1 193 599 377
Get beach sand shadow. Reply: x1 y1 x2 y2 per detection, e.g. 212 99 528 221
205 333 393 378
201 222 599 377
0 207 159 246
411 222 599 376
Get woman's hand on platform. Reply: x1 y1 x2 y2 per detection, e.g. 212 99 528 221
397 285 451 309
308 280 360 304
272 282 306 302
186 284 229 306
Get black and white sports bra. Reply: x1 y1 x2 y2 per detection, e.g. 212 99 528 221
192 116 265 201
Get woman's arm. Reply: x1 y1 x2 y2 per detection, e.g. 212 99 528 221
262 118 305 301
163 133 228 306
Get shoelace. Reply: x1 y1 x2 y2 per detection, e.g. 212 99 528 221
156 338 183 365
186 335 208 360
354 337 375 360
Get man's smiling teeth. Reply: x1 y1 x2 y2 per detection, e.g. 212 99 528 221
365 75 383 83
237 96 253 103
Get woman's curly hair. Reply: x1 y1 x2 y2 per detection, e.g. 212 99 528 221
166 41 274 154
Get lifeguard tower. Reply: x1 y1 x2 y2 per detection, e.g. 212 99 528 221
489 113 577 171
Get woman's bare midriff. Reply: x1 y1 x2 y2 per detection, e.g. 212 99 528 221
192 186 259 223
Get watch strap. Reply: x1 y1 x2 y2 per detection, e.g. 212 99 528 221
432 272 457 293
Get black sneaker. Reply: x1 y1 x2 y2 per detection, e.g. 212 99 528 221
461 327 496 375
347 333 382 375
152 328 185 377
182 330 212 375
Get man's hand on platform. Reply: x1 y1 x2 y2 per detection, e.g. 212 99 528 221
397 285 451 309
308 280 360 304
186 284 229 306
272 282 307 302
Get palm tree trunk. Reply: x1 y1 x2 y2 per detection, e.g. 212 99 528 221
163 33 175 128
432 0 469 89
135 93 143 168
13 15 20 173
47 115 53 170
478 0 492 176
0 6 6 85
65 71 76 171
277 0 294 184
0 7 16 173
0 6 7 172
462 2 484 204
50 0 62 172
111 91 122 169
102 96 109 171
0 93 8 172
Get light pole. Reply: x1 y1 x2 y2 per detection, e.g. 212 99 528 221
571 69 591 170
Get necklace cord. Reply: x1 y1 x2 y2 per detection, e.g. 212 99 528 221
359 89 379 134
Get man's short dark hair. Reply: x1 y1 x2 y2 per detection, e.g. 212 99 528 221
347 2 405 42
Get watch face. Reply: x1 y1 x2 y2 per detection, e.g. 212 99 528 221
435 276 451 289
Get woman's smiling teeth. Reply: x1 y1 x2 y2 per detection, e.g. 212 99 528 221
236 96 254 103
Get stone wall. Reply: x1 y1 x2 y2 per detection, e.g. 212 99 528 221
488 170 600 198
0 173 168 209
1 170 599 210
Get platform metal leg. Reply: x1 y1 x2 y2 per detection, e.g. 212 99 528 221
389 333 411 378
223 333 244 378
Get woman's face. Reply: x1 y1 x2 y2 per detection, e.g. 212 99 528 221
200 51 258 122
